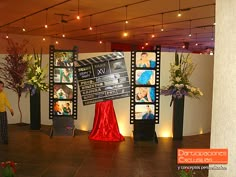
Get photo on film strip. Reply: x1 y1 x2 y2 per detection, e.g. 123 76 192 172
130 46 161 124
54 51 74 67
54 84 73 99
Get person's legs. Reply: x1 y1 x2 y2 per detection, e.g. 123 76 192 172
0 112 8 144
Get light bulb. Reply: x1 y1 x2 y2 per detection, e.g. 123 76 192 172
89 26 93 30
151 34 155 38
62 34 65 38
178 13 182 17
22 28 26 32
189 34 192 37
145 42 148 46
123 32 128 37
182 45 185 49
99 40 103 44
141 46 144 49
195 43 198 46
77 15 80 20
45 24 48 28
55 41 59 44
125 20 128 24
43 37 46 41
161 28 164 32
6 35 9 39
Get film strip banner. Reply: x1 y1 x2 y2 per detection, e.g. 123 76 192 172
76 52 130 105
130 46 161 124
49 45 78 119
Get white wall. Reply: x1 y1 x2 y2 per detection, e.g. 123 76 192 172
1 52 213 137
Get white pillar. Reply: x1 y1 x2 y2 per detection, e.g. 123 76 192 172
210 0 236 177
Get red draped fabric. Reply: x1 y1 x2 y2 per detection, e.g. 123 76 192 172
89 100 125 141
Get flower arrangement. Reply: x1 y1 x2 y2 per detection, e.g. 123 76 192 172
1 161 16 177
161 52 203 105
24 49 49 95
177 169 194 177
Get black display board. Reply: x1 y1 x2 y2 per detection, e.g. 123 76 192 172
76 52 130 105
49 45 78 136
130 46 161 142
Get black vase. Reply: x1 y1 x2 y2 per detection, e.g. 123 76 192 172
172 96 185 140
30 91 41 130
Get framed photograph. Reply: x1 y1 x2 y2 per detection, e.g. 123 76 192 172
54 84 73 99
135 52 156 68
54 51 74 67
53 100 73 116
136 70 155 85
54 68 73 83
135 104 155 120
135 87 155 103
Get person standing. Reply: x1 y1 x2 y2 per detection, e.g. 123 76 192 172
0 80 14 144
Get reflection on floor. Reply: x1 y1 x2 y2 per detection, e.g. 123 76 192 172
0 125 210 177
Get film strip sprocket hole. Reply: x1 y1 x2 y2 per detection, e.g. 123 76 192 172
49 45 78 120
130 46 161 124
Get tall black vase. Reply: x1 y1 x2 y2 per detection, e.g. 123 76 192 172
172 96 185 140
30 91 41 130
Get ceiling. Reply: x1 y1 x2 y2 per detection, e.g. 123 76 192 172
0 0 215 52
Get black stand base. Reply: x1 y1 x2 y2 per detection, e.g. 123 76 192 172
172 97 185 140
30 92 41 130
50 117 75 137
133 120 158 143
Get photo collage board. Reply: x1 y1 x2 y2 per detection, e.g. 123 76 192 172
49 45 78 120
76 52 130 105
130 46 161 124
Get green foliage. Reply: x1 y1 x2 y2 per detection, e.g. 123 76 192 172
25 49 49 94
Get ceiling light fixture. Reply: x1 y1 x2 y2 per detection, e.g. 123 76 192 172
43 37 46 41
188 20 192 37
125 5 128 24
195 33 198 46
151 25 155 38
177 0 182 17
211 26 214 40
161 13 164 32
77 0 80 20
123 31 128 37
62 23 65 38
213 4 216 25
44 9 48 28
22 18 26 32
89 15 93 30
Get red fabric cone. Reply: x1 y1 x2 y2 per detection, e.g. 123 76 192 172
89 100 125 141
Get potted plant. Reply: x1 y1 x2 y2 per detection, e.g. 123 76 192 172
1 161 16 177
161 53 203 139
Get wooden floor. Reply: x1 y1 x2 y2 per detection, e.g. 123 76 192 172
0 124 210 177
